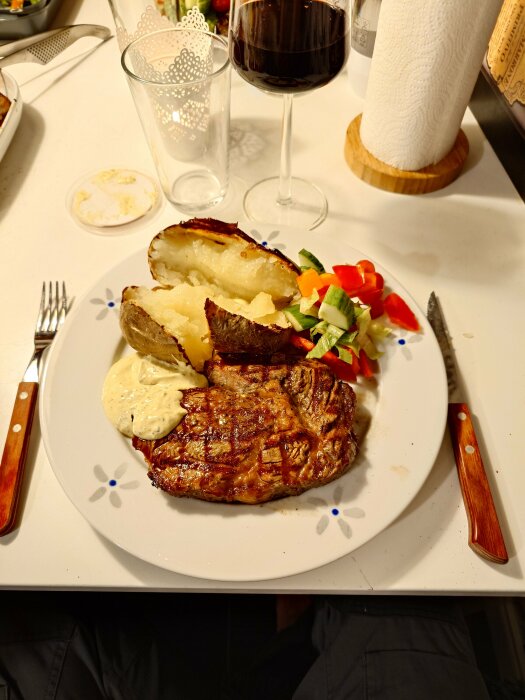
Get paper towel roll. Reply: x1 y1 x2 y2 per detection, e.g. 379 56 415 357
360 0 503 171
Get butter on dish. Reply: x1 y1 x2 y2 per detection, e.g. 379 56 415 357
70 168 160 229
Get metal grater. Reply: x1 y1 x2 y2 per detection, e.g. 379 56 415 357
0 24 111 68
26 28 71 64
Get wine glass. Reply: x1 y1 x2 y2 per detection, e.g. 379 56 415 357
229 0 349 229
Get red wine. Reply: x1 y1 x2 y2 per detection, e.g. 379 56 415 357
230 0 349 94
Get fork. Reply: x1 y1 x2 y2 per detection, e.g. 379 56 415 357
0 282 68 536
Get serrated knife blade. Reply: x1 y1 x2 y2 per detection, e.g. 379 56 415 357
427 292 508 564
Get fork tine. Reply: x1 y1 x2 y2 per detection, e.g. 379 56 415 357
35 282 46 333
41 281 52 333
49 281 60 333
58 282 68 327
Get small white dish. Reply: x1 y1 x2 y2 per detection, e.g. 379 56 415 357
0 71 22 163
66 166 163 236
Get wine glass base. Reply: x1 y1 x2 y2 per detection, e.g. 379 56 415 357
243 177 328 230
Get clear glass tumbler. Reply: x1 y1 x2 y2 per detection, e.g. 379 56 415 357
122 28 231 212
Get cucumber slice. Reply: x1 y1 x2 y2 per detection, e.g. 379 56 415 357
283 305 318 331
298 248 325 273
319 286 355 330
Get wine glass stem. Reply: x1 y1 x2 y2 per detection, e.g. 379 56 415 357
278 93 293 207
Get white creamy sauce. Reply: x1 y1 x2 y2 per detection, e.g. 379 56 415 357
102 353 207 440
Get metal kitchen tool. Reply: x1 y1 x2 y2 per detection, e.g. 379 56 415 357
0 23 111 67
427 291 508 564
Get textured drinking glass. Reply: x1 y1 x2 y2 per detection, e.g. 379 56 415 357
122 28 231 212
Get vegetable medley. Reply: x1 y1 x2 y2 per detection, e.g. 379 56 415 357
284 249 421 382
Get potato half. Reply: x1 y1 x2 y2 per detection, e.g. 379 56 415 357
148 218 299 305
120 284 213 370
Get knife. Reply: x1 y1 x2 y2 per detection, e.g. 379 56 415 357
427 292 508 564
0 24 111 68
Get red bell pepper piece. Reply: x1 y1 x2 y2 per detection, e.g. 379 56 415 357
384 292 420 331
289 334 357 382
358 349 376 378
356 259 375 275
369 297 385 319
333 264 363 292
357 286 383 306
365 271 384 290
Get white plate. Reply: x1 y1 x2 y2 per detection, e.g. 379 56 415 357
40 224 448 582
0 72 22 163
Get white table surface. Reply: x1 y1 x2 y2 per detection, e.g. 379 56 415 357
1 0 524 594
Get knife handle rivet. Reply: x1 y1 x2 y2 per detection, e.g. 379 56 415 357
465 445 475 454
458 412 467 421
12 424 21 433
19 391 28 400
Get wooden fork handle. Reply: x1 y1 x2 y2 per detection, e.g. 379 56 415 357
0 382 39 536
448 402 509 564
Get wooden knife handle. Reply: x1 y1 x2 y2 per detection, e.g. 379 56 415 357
0 382 39 536
448 402 508 564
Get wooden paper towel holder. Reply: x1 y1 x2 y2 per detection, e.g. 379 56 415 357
345 114 469 194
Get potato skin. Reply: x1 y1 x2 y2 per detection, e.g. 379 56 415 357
205 299 292 355
119 287 189 365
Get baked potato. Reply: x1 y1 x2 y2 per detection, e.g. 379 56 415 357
119 218 300 369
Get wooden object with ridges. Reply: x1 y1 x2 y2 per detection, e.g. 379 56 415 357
344 114 469 194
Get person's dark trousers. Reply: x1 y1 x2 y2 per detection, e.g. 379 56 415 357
0 593 492 700
290 596 491 700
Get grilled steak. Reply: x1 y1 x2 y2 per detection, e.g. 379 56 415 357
133 358 357 504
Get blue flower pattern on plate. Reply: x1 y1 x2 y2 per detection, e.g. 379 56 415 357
392 328 423 361
90 288 120 320
89 463 139 508
307 485 365 539
249 228 287 252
